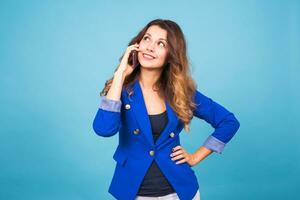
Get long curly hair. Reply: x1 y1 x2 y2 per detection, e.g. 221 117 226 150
100 18 199 132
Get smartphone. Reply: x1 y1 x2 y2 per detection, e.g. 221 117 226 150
129 50 139 68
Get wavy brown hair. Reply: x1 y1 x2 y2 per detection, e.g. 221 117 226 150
100 19 199 132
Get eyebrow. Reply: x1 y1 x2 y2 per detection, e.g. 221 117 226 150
145 33 167 43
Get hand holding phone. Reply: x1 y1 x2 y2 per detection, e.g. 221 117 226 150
117 43 139 77
129 50 139 69
132 50 137 68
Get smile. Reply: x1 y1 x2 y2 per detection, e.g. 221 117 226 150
142 53 156 60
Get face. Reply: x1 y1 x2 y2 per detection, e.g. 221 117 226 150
138 25 169 69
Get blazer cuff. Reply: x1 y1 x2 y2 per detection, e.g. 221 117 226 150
99 96 122 112
203 135 226 154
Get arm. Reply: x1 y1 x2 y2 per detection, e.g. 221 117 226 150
192 89 240 159
93 43 140 137
92 71 126 137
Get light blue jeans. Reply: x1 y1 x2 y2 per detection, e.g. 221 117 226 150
135 190 200 200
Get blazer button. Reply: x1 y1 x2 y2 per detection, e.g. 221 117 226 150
169 132 175 138
149 150 155 156
133 128 140 135
125 104 131 109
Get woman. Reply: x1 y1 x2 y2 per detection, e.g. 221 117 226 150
93 19 240 200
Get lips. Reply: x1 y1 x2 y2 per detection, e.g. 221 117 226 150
142 53 156 59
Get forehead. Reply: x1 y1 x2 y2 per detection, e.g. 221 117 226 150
145 25 167 39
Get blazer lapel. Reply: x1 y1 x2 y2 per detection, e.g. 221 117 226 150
130 79 179 147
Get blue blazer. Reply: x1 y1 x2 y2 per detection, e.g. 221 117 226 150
92 79 240 200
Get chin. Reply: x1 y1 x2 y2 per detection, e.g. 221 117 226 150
140 64 164 69
138 60 154 68
139 61 160 68
140 64 156 68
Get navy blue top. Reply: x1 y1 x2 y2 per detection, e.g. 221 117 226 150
137 110 176 197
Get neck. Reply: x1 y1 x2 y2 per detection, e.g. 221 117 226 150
138 67 163 91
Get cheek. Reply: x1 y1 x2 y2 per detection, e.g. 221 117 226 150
138 42 147 50
158 51 168 62
138 51 145 58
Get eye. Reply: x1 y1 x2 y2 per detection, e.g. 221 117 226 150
159 41 165 47
143 36 150 41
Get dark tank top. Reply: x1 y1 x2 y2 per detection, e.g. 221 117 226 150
137 110 176 197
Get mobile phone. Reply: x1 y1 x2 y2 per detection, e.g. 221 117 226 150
129 50 139 68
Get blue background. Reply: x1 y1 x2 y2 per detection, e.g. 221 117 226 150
1 0 299 199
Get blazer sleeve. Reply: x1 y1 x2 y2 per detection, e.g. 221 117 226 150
193 89 240 154
92 95 122 137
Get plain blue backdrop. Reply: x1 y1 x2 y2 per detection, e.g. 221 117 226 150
1 0 299 199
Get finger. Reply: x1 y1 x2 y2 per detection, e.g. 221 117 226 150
133 47 141 51
131 44 139 48
173 147 185 155
130 43 139 48
128 46 140 52
127 45 139 51
171 153 184 158
172 145 182 152
176 158 187 165
171 154 184 161
170 150 183 157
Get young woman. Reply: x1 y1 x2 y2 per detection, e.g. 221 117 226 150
93 19 240 200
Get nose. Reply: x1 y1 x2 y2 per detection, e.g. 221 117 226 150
146 41 155 52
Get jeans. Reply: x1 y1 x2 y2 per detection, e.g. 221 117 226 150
135 189 200 200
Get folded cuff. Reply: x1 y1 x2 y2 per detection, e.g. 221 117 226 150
203 135 226 154
99 96 122 112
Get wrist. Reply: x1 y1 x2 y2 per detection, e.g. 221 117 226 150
191 153 200 166
114 69 126 79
